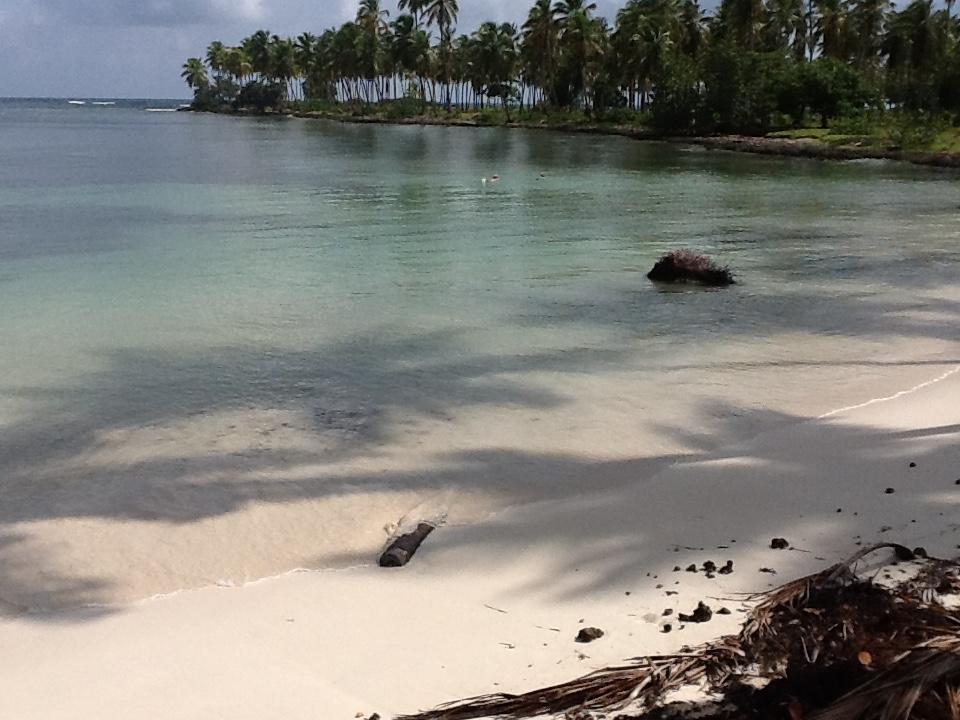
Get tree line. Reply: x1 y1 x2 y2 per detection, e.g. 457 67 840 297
182 0 960 133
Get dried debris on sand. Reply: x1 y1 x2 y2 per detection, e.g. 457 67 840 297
399 543 960 720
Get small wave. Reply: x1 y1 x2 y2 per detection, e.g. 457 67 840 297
91 101 116 106
67 100 86 105
145 108 177 113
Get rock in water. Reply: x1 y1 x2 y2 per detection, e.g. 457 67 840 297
647 250 735 286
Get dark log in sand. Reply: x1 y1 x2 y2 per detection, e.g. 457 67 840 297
379 523 436 568
647 250 735 287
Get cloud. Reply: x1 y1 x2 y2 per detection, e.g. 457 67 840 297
0 0 627 98
32 0 266 28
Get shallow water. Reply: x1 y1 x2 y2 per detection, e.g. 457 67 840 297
1 98 958 610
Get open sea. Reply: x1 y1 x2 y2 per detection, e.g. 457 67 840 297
1 97 958 610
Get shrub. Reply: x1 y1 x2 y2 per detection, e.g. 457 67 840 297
235 82 287 113
650 54 701 133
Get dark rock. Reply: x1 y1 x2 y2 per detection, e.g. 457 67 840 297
717 607 732 615
678 601 713 623
685 564 698 573
673 566 682 572
913 547 929 559
909 462 917 468
662 624 673 633
575 627 604 643
718 560 734 575
885 488 896 495
759 568 777 574
663 608 674 616
770 538 789 550
703 561 717 573
647 250 735 287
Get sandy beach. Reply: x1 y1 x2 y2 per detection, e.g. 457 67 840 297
2 360 958 719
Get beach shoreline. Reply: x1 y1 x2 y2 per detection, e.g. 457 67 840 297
192 107 960 170
2 360 959 719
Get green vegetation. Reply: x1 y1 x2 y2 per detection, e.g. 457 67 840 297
770 112 960 151
182 0 960 152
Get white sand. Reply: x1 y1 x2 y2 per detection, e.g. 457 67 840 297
1 364 958 719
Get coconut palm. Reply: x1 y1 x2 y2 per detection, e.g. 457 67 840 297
398 0 429 28
243 30 275 80
425 0 459 39
522 0 561 105
206 41 227 81
717 0 767 48
181 58 209 90
816 0 850 59
848 0 891 69
271 37 297 99
424 0 460 108
557 0 606 107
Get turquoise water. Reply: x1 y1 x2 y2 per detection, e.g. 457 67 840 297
1 98 959 606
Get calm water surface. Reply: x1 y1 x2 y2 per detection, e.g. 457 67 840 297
1 98 958 607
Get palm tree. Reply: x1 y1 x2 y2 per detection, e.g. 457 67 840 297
206 41 227 82
556 0 604 107
392 13 432 101
224 47 253 85
470 22 520 115
762 0 807 57
243 30 273 80
292 33 317 100
333 22 363 102
271 37 297 99
425 0 460 38
678 0 708 56
356 0 390 100
848 0 891 70
181 58 209 90
717 0 766 48
523 0 561 106
816 0 850 59
425 0 460 108
398 0 429 28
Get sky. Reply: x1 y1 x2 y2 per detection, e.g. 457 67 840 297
0 0 620 99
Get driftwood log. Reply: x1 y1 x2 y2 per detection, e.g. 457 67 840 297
379 523 436 568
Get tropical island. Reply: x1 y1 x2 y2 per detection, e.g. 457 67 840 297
182 0 960 162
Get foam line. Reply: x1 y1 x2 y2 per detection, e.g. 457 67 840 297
818 365 960 419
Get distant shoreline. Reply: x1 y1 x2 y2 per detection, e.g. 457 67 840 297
185 106 960 170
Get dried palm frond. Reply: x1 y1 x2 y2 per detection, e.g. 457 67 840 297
395 639 746 720
742 544 917 644
399 545 956 720
811 636 960 720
